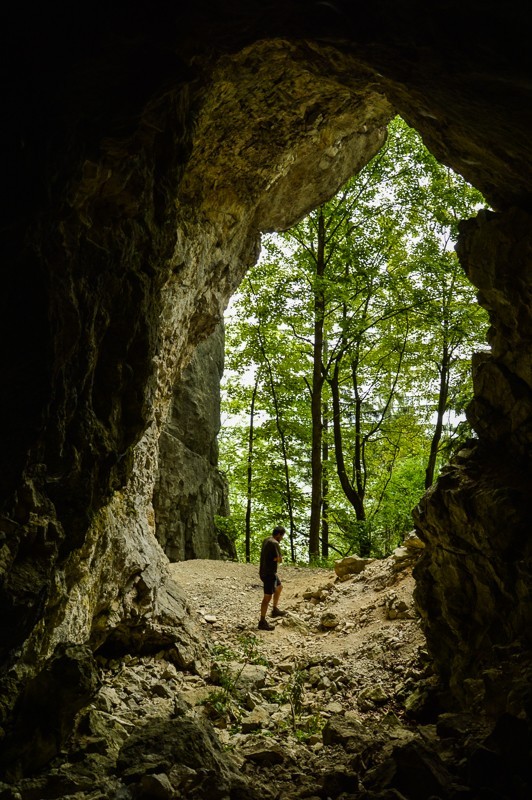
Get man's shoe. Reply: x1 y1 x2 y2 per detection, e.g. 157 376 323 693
271 607 286 618
258 618 274 631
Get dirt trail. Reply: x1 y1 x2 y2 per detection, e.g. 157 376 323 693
167 552 428 799
170 555 422 664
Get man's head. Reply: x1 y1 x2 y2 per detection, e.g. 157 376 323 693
272 526 286 541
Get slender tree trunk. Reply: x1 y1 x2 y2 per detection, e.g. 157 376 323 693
280 441 296 563
329 362 366 521
351 357 365 500
321 401 329 559
309 209 326 561
245 377 259 562
268 379 296 561
253 312 296 562
425 344 450 488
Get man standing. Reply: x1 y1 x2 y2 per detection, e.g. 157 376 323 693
258 525 287 631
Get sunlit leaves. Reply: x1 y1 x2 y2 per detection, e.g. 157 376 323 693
220 116 489 561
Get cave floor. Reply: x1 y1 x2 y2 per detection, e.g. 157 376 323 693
2 552 497 799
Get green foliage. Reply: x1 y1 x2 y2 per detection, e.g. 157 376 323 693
202 635 270 724
277 666 325 741
288 667 304 727
237 633 270 667
214 515 240 543
201 687 236 723
294 554 337 570
220 116 489 562
293 713 325 742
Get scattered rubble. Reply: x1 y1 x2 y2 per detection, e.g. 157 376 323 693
1 546 511 799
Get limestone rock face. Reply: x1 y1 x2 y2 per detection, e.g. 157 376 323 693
153 324 231 561
0 644 99 779
1 0 532 787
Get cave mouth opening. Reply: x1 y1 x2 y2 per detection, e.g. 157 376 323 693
217 113 489 568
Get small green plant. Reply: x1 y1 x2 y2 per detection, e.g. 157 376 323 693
201 643 239 723
212 643 237 662
202 687 234 720
288 667 304 728
237 633 269 666
294 712 324 742
201 635 270 725
282 665 325 742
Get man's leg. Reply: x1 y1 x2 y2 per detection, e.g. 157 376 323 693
258 584 275 630
260 593 272 619
271 578 286 617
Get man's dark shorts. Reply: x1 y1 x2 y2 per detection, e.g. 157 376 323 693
262 574 282 596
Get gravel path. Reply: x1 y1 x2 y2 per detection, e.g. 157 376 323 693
169 554 424 686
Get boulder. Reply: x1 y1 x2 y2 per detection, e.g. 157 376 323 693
0 644 99 779
320 611 340 629
242 740 286 766
357 684 389 711
403 531 425 550
364 740 456 800
334 556 374 579
210 662 268 695
241 706 270 732
117 716 257 798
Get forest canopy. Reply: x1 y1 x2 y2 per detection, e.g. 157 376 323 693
218 117 489 564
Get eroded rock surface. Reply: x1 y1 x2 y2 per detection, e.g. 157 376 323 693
153 323 232 561
413 206 532 710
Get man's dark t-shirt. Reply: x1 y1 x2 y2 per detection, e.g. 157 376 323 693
259 536 281 580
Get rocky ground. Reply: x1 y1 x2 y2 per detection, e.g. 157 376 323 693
1 542 505 800
165 546 435 799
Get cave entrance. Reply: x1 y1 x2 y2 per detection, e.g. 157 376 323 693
217 115 489 567
153 34 532 735
3 9 532 796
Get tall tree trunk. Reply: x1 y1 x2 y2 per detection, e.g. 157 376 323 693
309 209 326 561
245 377 259 562
253 310 296 562
321 401 329 559
329 361 366 521
425 344 450 488
351 356 365 500
268 378 296 561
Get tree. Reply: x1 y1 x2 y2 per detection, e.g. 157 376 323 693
244 373 259 562
404 167 488 487
221 258 313 561
220 116 489 561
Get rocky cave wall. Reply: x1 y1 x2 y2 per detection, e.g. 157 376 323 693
153 323 233 562
1 0 532 776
